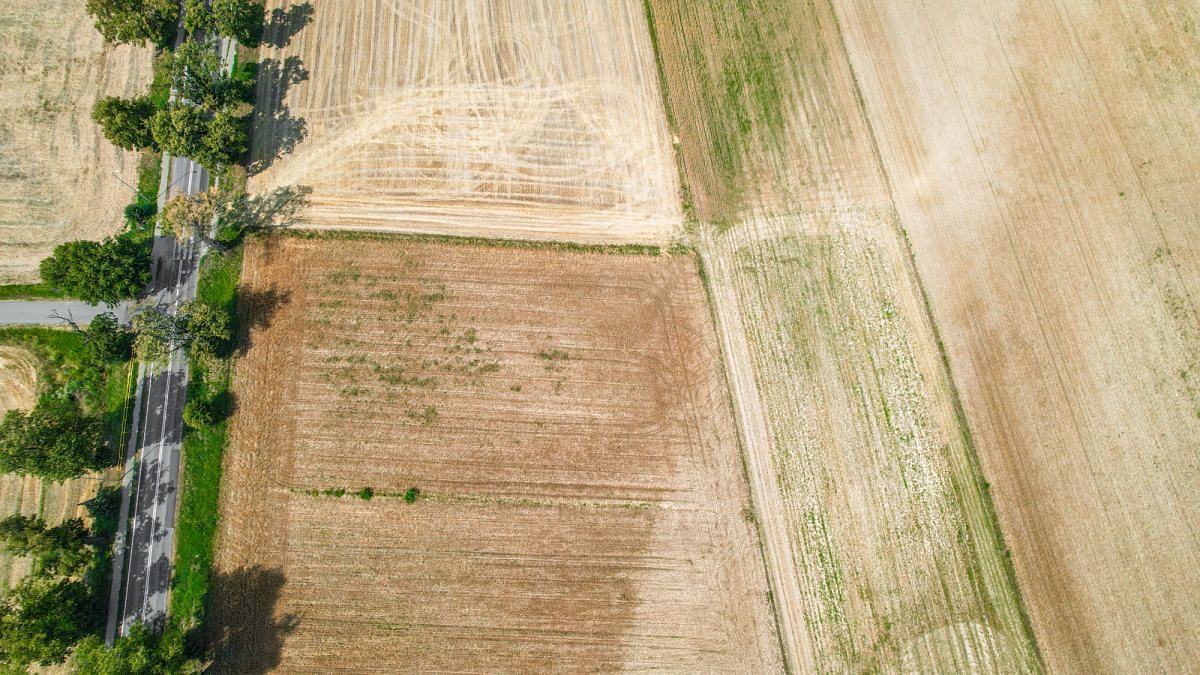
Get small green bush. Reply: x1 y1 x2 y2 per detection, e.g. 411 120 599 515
357 487 373 501
403 487 420 504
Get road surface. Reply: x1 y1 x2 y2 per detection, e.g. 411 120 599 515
0 300 127 326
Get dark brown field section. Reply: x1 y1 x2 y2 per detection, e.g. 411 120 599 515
208 236 782 672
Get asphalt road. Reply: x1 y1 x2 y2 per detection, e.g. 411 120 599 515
0 300 126 326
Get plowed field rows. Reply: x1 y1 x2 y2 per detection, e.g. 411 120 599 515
250 0 681 243
210 236 781 671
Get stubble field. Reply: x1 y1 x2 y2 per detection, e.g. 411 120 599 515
249 0 681 243
209 235 781 672
647 0 1039 671
836 0 1200 670
0 0 153 283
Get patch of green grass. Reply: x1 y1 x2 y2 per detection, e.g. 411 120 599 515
0 283 67 301
278 229 663 257
168 247 243 640
148 52 173 110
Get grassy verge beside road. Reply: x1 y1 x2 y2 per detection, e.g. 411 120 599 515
169 247 241 646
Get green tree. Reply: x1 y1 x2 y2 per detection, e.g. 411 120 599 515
196 108 249 170
0 399 104 481
39 237 150 305
167 41 226 108
72 623 197 675
183 301 233 357
0 516 92 577
92 96 157 151
212 0 265 47
85 0 179 47
82 312 134 365
131 306 187 363
150 107 209 161
0 577 92 666
183 0 214 35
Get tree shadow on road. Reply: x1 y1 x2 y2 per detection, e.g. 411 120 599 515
204 566 298 674
263 2 315 49
249 56 310 175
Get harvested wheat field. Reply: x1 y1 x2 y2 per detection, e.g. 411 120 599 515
209 235 781 672
834 1 1200 671
249 0 681 243
0 0 154 283
646 0 1039 671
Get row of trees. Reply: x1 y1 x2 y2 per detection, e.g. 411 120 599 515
86 0 265 49
90 1 264 172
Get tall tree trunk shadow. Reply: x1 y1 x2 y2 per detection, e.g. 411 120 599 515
205 566 298 674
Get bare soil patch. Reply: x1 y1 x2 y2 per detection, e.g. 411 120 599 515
249 0 681 243
836 1 1200 670
210 236 781 672
0 0 154 282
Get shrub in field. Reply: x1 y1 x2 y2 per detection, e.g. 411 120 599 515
403 487 420 504
357 487 373 501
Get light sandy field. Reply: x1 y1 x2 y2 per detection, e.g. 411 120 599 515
647 0 1038 670
0 0 153 283
835 1 1200 671
249 0 681 243
0 346 97 594
209 236 781 672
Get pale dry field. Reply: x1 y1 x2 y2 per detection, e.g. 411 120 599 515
0 0 153 283
835 1 1200 671
249 0 681 243
0 346 97 593
209 236 780 672
648 0 1038 671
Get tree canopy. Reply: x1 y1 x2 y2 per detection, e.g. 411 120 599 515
0 399 104 481
0 577 93 666
39 237 150 306
82 312 134 366
212 0 265 47
92 96 157 151
0 515 92 577
72 623 197 675
85 0 179 47
133 301 232 362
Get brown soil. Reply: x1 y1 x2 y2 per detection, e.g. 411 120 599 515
209 235 781 672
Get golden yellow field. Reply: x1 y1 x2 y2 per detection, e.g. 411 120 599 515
0 0 153 283
249 0 681 243
209 236 781 671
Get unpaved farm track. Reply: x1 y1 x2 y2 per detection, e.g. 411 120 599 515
210 236 781 672
836 1 1200 670
0 0 153 283
250 0 681 243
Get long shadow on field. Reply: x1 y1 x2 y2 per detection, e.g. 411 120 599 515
222 185 313 237
235 287 292 357
249 55 310 176
205 566 298 674
264 2 315 49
